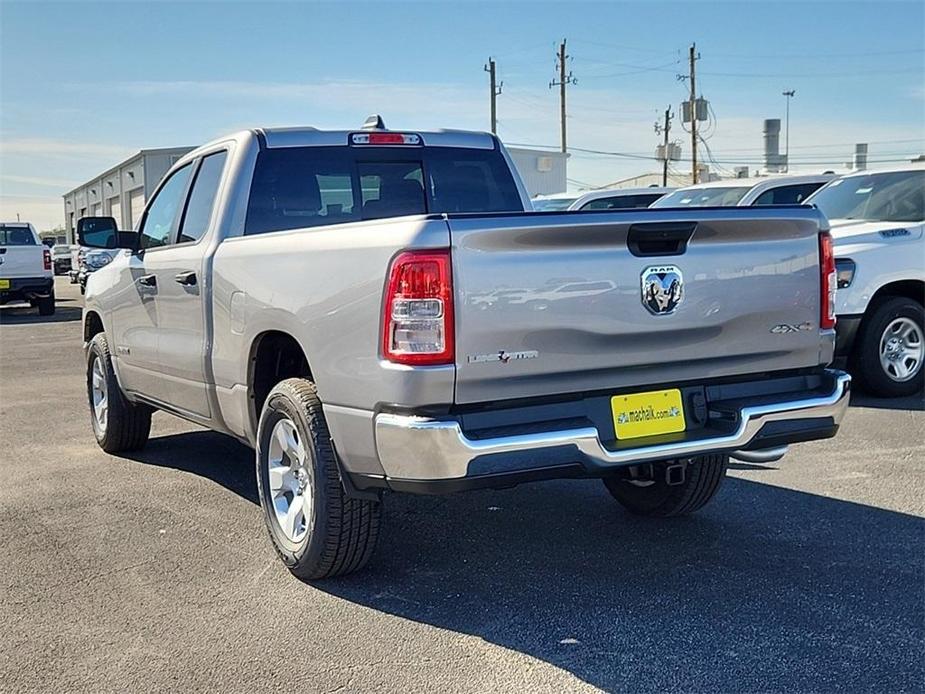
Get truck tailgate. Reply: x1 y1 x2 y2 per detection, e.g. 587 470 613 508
0 245 45 279
449 207 828 405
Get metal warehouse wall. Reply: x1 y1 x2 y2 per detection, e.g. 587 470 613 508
507 147 568 197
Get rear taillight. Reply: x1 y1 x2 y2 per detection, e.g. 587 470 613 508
43 249 52 271
382 250 454 365
819 231 836 330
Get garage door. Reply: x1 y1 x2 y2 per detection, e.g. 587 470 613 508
108 197 121 227
128 190 145 230
91 203 102 216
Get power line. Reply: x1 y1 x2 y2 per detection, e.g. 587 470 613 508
507 142 922 166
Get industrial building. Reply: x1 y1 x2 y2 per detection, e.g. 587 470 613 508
62 147 193 243
506 147 568 196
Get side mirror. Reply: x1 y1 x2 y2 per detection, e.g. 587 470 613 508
77 216 136 250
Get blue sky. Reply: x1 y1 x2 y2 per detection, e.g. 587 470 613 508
2 0 924 229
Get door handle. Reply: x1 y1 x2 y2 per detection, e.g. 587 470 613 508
174 271 197 286
138 274 157 287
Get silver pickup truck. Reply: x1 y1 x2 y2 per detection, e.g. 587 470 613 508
79 119 851 579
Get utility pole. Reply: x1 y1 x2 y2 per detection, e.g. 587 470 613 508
484 58 502 135
688 43 699 184
549 39 576 153
782 89 795 173
660 106 673 187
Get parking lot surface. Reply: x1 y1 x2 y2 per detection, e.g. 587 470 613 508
1 278 923 693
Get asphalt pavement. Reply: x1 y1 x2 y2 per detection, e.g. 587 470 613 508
1 278 923 693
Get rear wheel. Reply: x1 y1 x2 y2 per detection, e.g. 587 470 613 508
603 454 728 517
852 297 924 398
86 333 152 453
37 292 55 316
256 378 381 580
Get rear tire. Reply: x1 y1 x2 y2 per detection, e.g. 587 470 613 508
851 297 924 398
86 333 152 453
256 378 382 580
37 292 55 316
603 454 728 517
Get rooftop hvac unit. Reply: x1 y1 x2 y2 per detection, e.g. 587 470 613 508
537 156 553 173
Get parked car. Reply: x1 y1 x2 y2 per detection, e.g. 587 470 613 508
805 164 925 397
530 193 579 211
0 222 55 315
78 248 119 294
52 244 74 274
651 174 835 208
568 187 673 211
79 120 849 580
532 188 672 211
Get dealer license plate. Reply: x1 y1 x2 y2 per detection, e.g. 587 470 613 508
611 388 686 440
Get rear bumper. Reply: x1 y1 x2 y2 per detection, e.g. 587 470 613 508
0 276 53 303
362 369 851 493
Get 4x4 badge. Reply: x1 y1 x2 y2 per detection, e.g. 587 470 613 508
641 265 683 315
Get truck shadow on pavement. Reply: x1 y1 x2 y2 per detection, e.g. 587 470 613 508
850 391 924 412
0 305 83 324
129 431 923 692
318 477 924 693
123 432 259 505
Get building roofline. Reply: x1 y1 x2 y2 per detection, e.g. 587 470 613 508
63 146 195 198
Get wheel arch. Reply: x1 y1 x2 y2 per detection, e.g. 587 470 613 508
83 309 105 345
247 330 313 435
869 279 924 308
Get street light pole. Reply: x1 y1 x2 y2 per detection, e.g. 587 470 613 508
782 89 795 173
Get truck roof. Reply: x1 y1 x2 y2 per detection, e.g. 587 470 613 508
834 162 925 178
679 174 835 190
186 126 497 160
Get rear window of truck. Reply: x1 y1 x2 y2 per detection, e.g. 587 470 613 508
244 145 523 235
0 225 37 245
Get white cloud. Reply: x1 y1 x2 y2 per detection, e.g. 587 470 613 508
0 136 133 160
1 174 80 189
0 195 64 231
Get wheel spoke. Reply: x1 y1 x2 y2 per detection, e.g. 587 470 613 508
283 494 304 539
268 463 291 493
274 422 290 456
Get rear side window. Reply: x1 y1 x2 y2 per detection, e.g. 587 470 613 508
179 151 228 243
752 182 825 206
0 225 36 245
245 144 523 235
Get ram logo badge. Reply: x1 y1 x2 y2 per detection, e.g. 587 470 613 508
641 265 684 315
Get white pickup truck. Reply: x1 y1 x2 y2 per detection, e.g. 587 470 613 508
805 165 924 397
0 222 55 315
79 120 850 579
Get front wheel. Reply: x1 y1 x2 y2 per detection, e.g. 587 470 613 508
852 297 924 398
603 454 728 517
86 333 152 453
256 378 381 580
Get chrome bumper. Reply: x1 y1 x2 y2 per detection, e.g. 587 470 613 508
374 371 851 481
